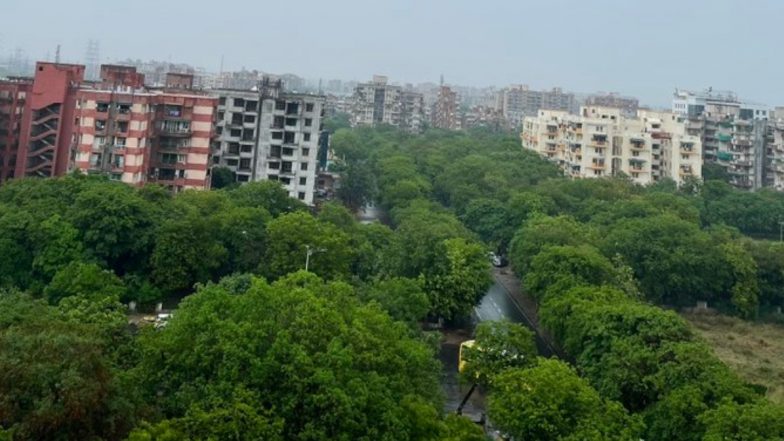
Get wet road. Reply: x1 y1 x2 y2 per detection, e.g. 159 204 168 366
474 282 554 357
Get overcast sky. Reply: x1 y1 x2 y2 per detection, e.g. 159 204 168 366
2 0 781 106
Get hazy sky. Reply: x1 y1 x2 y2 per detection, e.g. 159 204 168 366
3 0 781 106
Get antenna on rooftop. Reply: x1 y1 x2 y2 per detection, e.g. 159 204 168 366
55 44 61 63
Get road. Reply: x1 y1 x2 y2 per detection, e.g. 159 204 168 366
474 281 555 357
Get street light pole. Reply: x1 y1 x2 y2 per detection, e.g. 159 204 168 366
305 245 313 272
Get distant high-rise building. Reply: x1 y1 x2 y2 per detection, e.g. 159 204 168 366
672 88 781 190
212 79 326 205
431 85 461 130
501 85 577 128
522 106 702 186
585 92 638 118
350 75 424 133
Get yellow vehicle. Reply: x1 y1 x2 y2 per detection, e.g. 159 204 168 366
458 339 476 374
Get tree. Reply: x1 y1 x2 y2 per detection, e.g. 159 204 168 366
488 359 643 441
424 237 491 319
720 241 760 318
210 166 237 189
701 400 784 441
69 183 155 273
227 181 306 217
360 277 430 326
44 261 126 305
151 212 229 294
461 321 537 386
509 215 597 276
0 293 136 440
523 245 617 301
136 272 445 440
262 211 354 280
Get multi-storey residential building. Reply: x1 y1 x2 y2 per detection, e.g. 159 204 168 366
350 75 424 132
463 105 509 131
72 66 217 191
0 77 32 182
585 93 639 118
673 88 781 190
18 62 85 179
212 78 326 205
501 85 577 128
522 106 701 185
431 85 461 130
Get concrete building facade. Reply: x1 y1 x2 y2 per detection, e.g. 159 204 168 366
522 106 702 186
213 78 326 205
501 85 577 128
73 67 217 191
673 88 781 190
431 85 461 130
585 93 639 118
350 75 424 132
0 77 32 182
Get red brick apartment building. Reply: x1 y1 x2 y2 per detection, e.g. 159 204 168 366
0 62 216 191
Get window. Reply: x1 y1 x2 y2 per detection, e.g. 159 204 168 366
115 137 127 147
304 118 312 127
301 162 308 171
89 153 101 166
285 118 297 126
270 145 282 158
282 147 294 156
268 175 278 181
237 174 250 182
227 159 238 166
219 97 226 106
218 111 225 120
245 101 258 112
305 103 314 112
113 155 125 168
286 102 299 115
273 116 285 128
303 133 311 142
280 177 291 185
117 121 129 133
275 100 286 111
242 129 254 141
95 120 107 131
299 177 307 185
269 161 280 169
272 131 283 140
243 114 256 124
231 113 243 125
96 102 109 112
281 161 293 173
298 192 305 200
284 132 295 143
230 129 242 138
302 148 310 156
216 127 223 135
233 98 245 108
239 158 251 170
228 143 240 154
241 144 253 153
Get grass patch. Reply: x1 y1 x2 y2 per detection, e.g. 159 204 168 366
682 312 784 404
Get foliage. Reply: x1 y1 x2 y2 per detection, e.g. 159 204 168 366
488 359 643 441
461 321 537 386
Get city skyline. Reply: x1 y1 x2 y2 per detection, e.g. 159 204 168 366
3 0 783 108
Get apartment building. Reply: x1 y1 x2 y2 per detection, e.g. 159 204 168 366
431 85 461 130
350 75 424 132
673 88 780 190
522 106 701 185
73 66 216 191
212 78 326 205
585 93 639 118
0 77 32 182
501 85 577 128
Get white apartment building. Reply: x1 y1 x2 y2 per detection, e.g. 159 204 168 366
522 106 702 186
213 78 326 205
501 85 577 128
673 88 783 190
